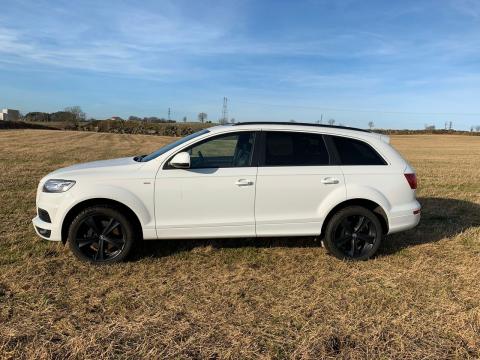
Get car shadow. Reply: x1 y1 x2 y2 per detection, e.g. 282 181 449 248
379 196 480 256
131 197 480 260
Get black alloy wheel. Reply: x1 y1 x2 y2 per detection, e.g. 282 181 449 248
68 206 136 263
323 206 383 260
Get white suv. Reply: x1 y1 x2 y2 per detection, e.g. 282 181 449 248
33 122 420 263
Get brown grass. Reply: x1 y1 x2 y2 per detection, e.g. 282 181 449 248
0 130 479 359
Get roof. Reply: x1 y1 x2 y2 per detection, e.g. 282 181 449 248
208 121 389 144
232 121 370 133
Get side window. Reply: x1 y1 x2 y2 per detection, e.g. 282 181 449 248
186 132 255 169
264 132 330 166
330 136 386 165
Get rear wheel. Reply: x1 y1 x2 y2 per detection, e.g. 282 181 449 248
68 206 136 264
323 206 383 260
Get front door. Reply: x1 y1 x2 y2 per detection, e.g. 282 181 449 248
155 131 257 238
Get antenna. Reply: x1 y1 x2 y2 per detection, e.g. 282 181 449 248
221 97 228 124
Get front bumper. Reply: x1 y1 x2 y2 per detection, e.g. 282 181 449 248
32 184 71 242
32 215 62 241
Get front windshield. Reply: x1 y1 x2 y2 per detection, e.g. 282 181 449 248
140 129 210 162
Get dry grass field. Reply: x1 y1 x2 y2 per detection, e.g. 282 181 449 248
0 130 479 359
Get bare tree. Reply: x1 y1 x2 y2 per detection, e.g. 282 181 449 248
198 112 207 123
328 119 335 125
368 121 374 130
475 125 480 132
424 124 435 130
230 118 236 124
183 116 187 123
64 106 86 122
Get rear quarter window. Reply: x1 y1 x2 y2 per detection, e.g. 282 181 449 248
330 136 387 165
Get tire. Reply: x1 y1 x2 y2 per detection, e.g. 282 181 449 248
323 206 383 261
68 205 136 264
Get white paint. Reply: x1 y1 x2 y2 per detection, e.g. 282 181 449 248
33 123 420 243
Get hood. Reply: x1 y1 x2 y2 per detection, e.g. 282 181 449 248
46 157 141 179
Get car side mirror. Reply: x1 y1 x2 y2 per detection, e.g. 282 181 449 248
170 152 190 169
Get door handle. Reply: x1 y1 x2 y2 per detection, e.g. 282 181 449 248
235 179 254 186
321 177 340 184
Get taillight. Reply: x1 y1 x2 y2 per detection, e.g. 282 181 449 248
404 173 417 190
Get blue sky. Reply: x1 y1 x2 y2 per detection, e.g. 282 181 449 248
1 0 480 129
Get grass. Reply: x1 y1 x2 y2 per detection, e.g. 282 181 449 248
0 130 479 359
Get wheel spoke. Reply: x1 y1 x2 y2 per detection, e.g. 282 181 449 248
336 235 352 247
354 216 367 232
77 238 96 248
95 239 105 261
349 237 356 257
85 216 101 235
103 237 124 249
102 218 120 236
357 233 375 243
341 219 353 233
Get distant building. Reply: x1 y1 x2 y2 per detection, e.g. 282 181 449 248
0 109 20 121
110 116 124 121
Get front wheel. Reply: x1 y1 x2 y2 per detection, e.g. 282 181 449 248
323 206 383 261
68 206 136 264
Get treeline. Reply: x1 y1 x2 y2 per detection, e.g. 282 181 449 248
126 116 176 123
0 121 58 130
24 111 77 123
79 120 211 137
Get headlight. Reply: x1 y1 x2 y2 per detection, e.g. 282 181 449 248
42 179 76 193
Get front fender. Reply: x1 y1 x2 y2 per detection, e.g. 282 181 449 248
58 183 152 228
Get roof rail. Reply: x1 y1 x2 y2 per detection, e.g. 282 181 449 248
232 121 371 133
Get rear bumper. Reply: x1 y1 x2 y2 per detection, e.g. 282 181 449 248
32 216 62 241
388 200 421 234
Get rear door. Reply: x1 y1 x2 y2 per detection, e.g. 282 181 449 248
255 131 346 236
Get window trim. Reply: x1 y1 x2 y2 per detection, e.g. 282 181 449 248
326 135 388 166
257 130 334 167
163 131 259 170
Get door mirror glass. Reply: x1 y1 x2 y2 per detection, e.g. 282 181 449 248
170 152 191 169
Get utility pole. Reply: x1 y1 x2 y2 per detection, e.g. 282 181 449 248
221 97 228 124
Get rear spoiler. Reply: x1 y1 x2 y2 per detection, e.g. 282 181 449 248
371 132 390 144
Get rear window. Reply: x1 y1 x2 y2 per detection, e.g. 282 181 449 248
264 132 330 166
331 136 386 165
